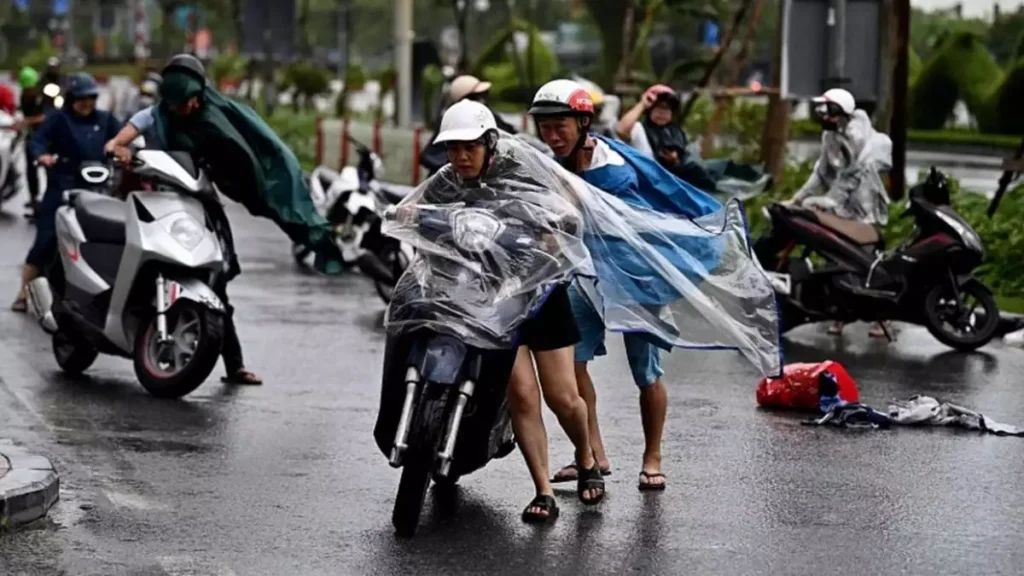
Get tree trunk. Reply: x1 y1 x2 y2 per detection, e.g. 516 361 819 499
613 1 638 90
583 0 632 87
874 0 897 132
760 0 789 181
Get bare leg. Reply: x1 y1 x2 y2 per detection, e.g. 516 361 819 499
12 264 39 311
507 346 553 518
638 378 667 488
533 346 601 502
574 362 611 470
828 321 844 335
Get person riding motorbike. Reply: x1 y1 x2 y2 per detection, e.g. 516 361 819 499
12 73 122 313
616 84 718 192
15 67 47 218
394 99 604 523
104 53 344 385
135 72 162 113
419 74 518 174
754 88 893 338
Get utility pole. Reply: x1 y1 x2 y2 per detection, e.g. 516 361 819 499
760 0 789 181
829 0 847 86
394 0 414 128
336 0 351 83
889 0 910 199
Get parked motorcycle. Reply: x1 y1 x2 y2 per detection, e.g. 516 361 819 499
757 168 999 350
298 136 414 303
375 199 580 537
26 150 228 398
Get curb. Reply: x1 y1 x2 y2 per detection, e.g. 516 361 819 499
0 440 60 530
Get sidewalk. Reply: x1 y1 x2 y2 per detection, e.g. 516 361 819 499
0 439 59 530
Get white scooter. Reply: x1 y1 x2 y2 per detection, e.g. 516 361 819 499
26 150 229 398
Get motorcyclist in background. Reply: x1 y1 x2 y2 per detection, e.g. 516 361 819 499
15 67 47 218
133 72 162 114
757 88 893 338
419 74 518 174
105 53 345 385
616 84 718 192
395 99 603 523
11 73 121 313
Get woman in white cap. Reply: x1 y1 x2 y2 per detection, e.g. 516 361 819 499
420 74 518 173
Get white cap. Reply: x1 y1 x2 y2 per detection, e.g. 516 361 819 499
434 100 498 144
449 75 492 102
813 88 856 115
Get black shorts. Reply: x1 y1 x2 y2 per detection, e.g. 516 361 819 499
518 284 581 352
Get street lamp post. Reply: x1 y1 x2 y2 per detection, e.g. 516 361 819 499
394 0 413 127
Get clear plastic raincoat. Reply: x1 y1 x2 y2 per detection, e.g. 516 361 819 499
382 134 782 377
792 110 894 226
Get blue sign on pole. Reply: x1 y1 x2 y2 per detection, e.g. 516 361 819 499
15 0 28 10
703 21 720 47
52 0 68 15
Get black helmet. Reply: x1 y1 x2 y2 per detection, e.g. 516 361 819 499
65 73 99 100
162 53 206 84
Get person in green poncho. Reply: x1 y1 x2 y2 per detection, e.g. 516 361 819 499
106 54 344 385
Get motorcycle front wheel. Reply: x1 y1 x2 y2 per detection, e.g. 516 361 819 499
392 388 449 537
133 302 224 398
923 279 1000 351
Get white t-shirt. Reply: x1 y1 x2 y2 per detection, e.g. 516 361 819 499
628 122 655 158
585 138 627 172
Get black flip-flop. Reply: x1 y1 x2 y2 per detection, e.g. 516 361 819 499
577 465 606 505
551 462 612 483
521 494 559 524
638 471 667 491
10 298 27 313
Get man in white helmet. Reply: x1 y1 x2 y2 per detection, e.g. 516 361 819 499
527 78 693 494
420 74 518 174
757 87 894 337
395 99 604 523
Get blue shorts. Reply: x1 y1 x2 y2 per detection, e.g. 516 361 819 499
568 286 665 389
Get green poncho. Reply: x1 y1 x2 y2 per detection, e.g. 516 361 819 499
153 70 341 273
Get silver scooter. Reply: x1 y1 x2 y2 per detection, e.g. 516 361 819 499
27 150 228 398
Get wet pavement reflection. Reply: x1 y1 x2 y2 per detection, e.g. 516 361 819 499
2 203 1024 575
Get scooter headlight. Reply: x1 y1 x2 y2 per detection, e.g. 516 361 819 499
168 215 205 251
43 83 60 98
451 209 504 252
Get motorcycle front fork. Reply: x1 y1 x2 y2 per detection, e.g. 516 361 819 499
389 366 475 479
154 274 170 342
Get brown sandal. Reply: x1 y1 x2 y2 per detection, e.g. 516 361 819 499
10 298 27 313
221 369 263 385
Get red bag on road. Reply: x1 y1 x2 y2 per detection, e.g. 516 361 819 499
756 361 859 412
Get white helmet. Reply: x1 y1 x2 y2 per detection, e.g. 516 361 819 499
529 79 595 118
813 88 856 115
434 100 498 144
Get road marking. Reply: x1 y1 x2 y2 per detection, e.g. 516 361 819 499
157 555 238 576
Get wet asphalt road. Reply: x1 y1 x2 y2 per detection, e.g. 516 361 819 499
3 200 1024 576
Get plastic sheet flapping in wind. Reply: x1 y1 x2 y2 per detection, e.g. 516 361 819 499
382 133 781 376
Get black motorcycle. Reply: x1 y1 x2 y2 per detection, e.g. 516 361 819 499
374 204 573 537
757 168 999 350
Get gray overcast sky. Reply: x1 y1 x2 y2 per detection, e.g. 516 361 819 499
913 0 1023 17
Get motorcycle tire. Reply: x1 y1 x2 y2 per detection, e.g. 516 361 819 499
133 302 225 399
374 243 411 305
392 389 450 537
923 279 1000 351
52 327 98 376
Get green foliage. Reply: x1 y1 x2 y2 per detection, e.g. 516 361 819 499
285 61 331 99
471 19 559 103
421 64 444 127
261 110 319 171
17 37 58 70
909 31 1005 133
209 53 248 84
991 61 1024 136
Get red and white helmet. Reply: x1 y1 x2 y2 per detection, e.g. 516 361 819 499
529 79 595 118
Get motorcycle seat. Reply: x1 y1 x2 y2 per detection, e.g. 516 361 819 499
73 191 126 244
810 210 881 246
